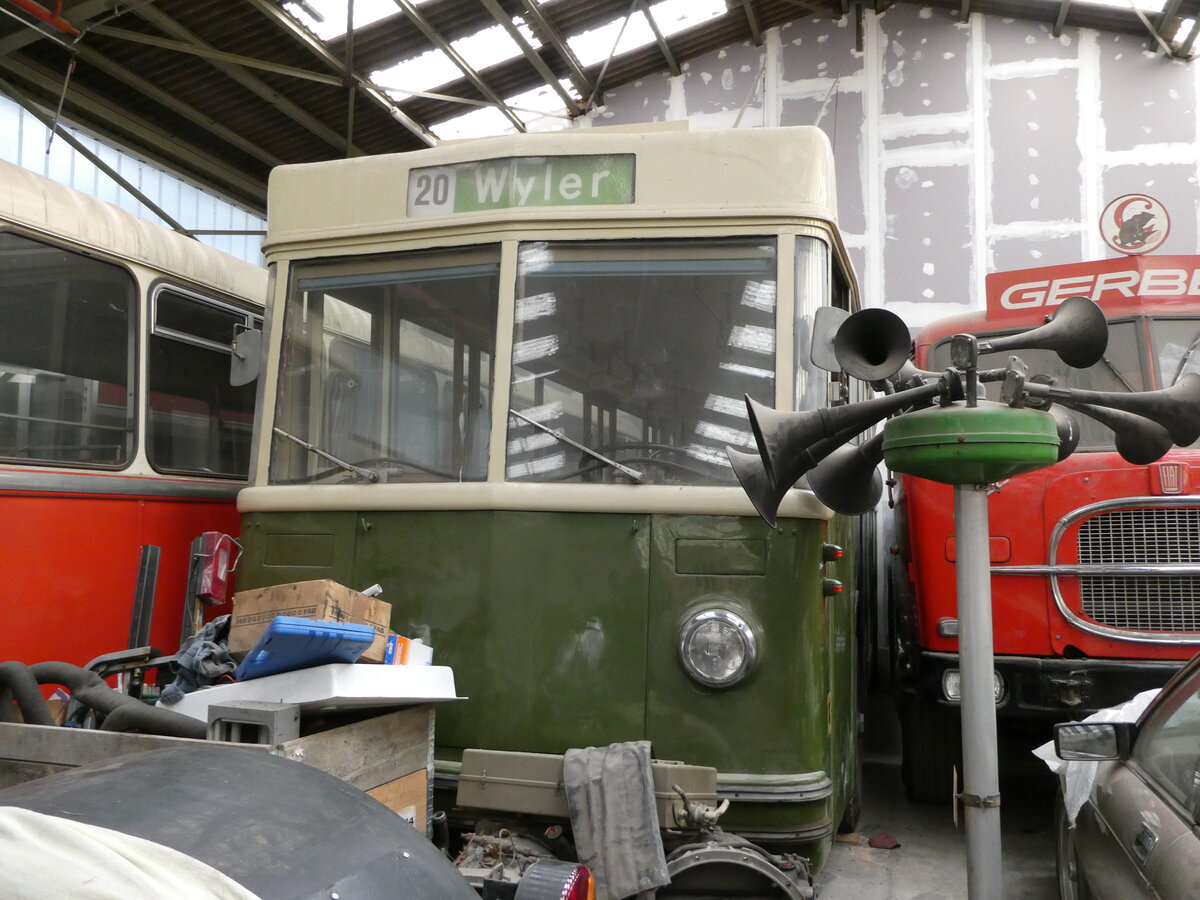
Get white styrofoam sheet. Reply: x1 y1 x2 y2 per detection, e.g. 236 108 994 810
157 663 463 721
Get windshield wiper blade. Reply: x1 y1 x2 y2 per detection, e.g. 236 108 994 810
1170 334 1200 386
508 409 644 484
273 427 380 483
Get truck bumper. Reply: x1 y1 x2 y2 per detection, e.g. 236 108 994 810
906 651 1184 719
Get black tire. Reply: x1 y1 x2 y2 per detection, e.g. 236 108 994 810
1055 790 1093 900
898 695 962 804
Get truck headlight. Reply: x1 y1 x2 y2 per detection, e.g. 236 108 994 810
942 668 1006 704
679 609 757 688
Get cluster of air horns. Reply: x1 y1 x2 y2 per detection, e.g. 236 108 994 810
727 295 1200 526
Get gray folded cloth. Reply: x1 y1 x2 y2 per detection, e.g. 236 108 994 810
563 740 670 900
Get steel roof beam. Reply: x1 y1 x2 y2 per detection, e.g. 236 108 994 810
1180 17 1200 55
65 41 283 169
242 0 437 146
0 73 193 235
638 0 680 74
480 0 580 111
89 25 344 86
1052 0 1072 36
62 41 283 170
390 0 525 131
516 0 594 102
131 5 365 156
1128 2 1176 55
0 56 269 206
740 0 764 44
1152 0 1183 53
0 0 118 57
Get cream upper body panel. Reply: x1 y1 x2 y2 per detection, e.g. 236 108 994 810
0 160 265 302
264 126 840 256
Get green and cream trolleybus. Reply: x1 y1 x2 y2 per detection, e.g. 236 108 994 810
236 125 868 896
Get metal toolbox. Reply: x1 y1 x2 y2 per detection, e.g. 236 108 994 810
456 748 719 826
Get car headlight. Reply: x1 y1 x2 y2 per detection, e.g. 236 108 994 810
679 609 758 688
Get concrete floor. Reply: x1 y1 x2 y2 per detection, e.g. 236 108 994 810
815 690 1060 900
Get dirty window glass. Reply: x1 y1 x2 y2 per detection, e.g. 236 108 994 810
506 237 776 484
272 247 499 484
147 290 259 478
1134 680 1200 814
0 232 134 467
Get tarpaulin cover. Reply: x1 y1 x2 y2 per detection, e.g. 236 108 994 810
0 806 262 900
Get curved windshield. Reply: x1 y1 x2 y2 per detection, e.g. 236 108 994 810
271 247 499 484
930 318 1144 452
506 237 777 485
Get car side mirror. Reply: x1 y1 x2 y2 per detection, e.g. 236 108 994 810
1054 721 1135 761
231 326 262 386
810 306 849 373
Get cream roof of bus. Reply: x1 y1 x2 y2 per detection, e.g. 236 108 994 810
0 159 266 305
264 126 839 255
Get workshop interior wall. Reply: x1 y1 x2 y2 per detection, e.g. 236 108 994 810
588 7 1200 327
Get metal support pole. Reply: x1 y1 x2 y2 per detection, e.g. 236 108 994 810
954 483 1003 899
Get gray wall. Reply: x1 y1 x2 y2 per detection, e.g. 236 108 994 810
587 7 1200 327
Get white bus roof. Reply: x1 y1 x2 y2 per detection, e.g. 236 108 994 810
0 159 266 304
264 126 839 255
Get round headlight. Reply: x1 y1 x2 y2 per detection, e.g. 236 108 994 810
679 609 758 688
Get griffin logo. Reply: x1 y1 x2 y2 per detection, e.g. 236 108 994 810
1101 194 1169 256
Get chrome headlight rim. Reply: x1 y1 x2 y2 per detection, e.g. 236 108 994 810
678 608 759 689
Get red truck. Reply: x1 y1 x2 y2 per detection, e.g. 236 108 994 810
891 254 1200 801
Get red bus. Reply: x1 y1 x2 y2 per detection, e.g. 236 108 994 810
891 254 1200 800
0 160 265 671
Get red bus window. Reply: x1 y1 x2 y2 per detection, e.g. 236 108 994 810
0 232 134 468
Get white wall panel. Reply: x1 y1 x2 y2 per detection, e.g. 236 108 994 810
593 7 1200 329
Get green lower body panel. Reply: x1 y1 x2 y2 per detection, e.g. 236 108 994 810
239 507 859 868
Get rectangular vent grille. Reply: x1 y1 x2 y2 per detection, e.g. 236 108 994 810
1077 507 1200 633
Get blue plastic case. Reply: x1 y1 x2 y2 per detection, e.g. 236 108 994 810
235 616 375 682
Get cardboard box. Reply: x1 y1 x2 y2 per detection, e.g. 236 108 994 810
229 580 392 663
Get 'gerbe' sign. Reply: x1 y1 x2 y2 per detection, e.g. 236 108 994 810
986 256 1200 318
407 154 635 217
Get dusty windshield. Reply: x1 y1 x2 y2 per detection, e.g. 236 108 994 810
270 247 499 484
1151 316 1200 388
930 318 1144 452
505 237 777 485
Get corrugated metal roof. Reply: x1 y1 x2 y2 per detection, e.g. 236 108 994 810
1 0 1195 214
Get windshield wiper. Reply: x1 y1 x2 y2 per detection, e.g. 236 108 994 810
273 427 380 483
1170 333 1200 386
1098 353 1136 393
508 409 644 483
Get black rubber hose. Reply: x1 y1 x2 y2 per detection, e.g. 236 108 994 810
0 660 56 726
27 661 207 740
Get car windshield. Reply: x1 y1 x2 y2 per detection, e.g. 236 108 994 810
270 246 500 484
930 318 1145 452
1149 316 1200 390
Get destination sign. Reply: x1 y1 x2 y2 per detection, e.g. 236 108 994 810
406 154 635 217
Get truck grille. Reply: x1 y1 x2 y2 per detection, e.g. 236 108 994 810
1077 507 1200 632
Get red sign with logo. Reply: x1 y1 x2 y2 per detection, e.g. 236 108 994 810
985 255 1200 321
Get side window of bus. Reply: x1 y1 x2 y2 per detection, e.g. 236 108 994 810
148 289 260 478
0 232 134 467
